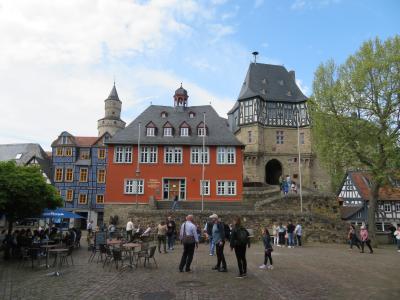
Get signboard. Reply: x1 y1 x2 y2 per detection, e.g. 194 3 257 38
147 179 160 189
95 231 106 245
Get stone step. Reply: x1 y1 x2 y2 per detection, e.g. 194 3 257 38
155 200 252 211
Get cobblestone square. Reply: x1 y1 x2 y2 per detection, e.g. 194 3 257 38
1 240 399 300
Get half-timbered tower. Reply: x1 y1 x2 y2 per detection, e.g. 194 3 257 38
338 171 400 232
104 85 244 214
228 62 329 189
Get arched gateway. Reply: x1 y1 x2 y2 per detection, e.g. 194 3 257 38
265 159 282 185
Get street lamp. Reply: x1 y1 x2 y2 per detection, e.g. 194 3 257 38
136 122 141 209
201 112 206 212
294 108 303 213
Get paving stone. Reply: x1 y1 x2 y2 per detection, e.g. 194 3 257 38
0 242 399 299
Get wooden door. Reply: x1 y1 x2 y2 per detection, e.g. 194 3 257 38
169 180 180 200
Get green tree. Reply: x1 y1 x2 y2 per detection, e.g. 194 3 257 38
311 36 400 244
0 161 63 234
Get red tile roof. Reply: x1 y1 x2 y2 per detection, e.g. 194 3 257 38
73 136 98 147
349 171 400 202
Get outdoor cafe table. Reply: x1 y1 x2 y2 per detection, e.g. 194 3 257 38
107 239 123 245
46 248 68 277
121 243 140 269
40 244 58 268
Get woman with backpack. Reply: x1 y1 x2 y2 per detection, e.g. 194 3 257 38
230 216 250 278
259 227 273 270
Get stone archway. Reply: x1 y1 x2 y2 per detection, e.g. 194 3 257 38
265 159 282 185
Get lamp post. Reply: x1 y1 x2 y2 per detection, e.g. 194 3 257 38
201 112 206 212
136 122 141 209
295 109 303 213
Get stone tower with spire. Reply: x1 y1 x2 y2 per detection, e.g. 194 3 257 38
97 83 126 137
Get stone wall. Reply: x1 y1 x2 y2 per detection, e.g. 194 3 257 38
104 204 347 244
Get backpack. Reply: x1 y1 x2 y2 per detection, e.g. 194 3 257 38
236 227 248 245
224 223 231 241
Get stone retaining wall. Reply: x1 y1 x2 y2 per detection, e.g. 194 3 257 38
104 204 347 243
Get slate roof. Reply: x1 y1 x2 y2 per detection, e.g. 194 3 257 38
0 143 52 180
237 63 307 103
339 171 400 202
340 206 363 219
107 105 243 146
107 84 120 101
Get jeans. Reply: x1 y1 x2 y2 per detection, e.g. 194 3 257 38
264 251 273 266
127 230 133 242
234 245 247 275
209 237 215 255
179 242 196 271
361 240 373 253
296 235 302 247
215 241 226 269
350 237 360 249
172 201 179 210
397 239 400 250
157 235 166 253
167 234 175 249
278 232 285 245
288 233 294 246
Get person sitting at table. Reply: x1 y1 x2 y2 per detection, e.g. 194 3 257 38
63 231 74 247
140 224 151 238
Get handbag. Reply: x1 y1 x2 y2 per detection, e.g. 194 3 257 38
182 223 195 244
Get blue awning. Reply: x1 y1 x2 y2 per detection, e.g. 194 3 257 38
41 208 86 219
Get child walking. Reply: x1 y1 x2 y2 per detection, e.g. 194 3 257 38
259 228 273 270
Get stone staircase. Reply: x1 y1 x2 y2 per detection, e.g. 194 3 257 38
155 200 252 211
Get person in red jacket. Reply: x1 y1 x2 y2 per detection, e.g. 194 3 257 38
359 225 373 254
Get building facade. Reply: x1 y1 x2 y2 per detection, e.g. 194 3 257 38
105 86 244 208
228 62 330 190
51 84 125 228
338 171 400 232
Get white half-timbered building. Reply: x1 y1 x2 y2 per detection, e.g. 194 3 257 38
337 171 400 232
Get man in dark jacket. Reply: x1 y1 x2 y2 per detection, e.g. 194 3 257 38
210 214 227 272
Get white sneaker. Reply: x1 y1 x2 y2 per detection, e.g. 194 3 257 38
209 253 214 256
259 264 267 269
268 265 274 270
397 250 400 253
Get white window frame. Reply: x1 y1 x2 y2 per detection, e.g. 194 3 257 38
180 127 189 137
396 203 400 212
300 132 305 145
276 130 284 144
190 147 209 164
216 180 237 196
200 180 210 196
114 146 132 163
124 179 144 194
197 127 206 137
146 127 155 137
140 146 158 163
384 203 391 212
164 147 183 164
164 127 172 137
217 147 236 164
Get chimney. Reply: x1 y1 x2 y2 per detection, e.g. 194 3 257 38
289 70 295 81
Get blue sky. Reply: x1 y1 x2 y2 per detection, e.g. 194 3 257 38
0 0 398 149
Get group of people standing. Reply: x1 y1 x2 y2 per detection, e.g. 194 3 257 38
179 214 251 278
280 175 298 196
272 221 303 248
347 224 373 253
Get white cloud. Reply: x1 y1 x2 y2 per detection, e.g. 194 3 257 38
0 0 244 150
296 79 310 96
290 0 341 11
0 0 196 65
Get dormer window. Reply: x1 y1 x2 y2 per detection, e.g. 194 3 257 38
197 122 207 136
15 153 22 159
145 121 157 137
189 112 195 118
164 128 172 137
147 127 155 136
181 128 189 137
161 111 168 118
